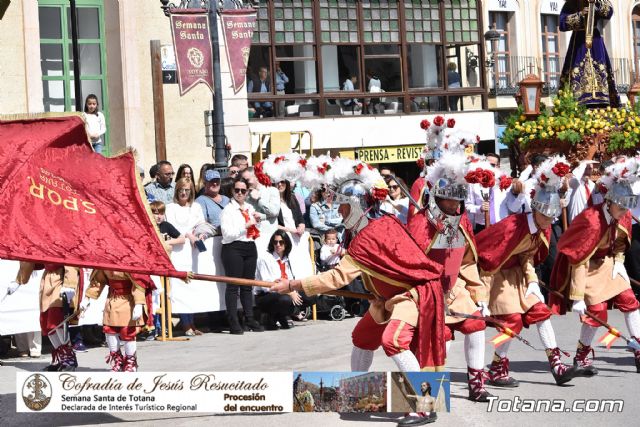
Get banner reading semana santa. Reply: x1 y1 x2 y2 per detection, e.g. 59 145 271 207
0 116 185 279
170 10 214 96
221 9 257 94
17 372 292 413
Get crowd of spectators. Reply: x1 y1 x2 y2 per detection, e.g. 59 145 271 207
140 154 353 337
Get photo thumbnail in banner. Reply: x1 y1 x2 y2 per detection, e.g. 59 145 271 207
389 372 450 413
17 372 292 413
293 372 387 413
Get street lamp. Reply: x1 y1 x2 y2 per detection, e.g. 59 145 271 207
518 74 544 118
483 25 501 94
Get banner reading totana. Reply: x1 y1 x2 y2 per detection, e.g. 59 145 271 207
0 116 186 279
221 8 257 94
170 10 214 96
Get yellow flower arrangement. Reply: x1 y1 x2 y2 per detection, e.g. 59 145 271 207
501 88 640 152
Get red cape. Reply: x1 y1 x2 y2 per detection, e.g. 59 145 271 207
549 204 631 314
408 177 427 221
348 214 445 370
475 213 551 273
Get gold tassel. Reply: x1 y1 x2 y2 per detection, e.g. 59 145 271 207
0 111 83 121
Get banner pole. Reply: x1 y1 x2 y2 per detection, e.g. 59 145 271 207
188 273 374 300
160 275 189 342
159 276 167 342
308 234 317 321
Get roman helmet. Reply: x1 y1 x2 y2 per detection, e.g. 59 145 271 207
599 156 640 210
529 155 571 219
324 157 388 233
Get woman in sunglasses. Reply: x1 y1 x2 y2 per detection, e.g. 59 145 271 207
220 177 264 334
380 175 410 224
254 230 308 330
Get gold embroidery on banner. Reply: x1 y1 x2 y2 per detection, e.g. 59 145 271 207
28 175 97 215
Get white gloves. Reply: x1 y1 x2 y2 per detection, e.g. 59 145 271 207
79 297 91 311
131 304 143 321
612 261 630 283
559 198 569 209
6 281 20 295
525 282 545 304
572 300 587 316
477 302 491 317
60 287 75 302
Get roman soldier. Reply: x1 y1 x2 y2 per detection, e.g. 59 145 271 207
272 156 445 426
407 150 492 402
477 156 579 386
80 270 155 372
11 263 82 371
550 156 640 374
409 116 469 220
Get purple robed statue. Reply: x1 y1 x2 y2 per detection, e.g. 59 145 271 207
559 0 619 107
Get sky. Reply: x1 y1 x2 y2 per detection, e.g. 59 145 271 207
405 372 450 399
295 372 379 388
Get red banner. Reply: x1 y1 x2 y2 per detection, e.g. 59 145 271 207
170 11 214 96
221 9 257 94
0 116 186 279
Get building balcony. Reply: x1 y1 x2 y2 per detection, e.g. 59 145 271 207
488 56 632 98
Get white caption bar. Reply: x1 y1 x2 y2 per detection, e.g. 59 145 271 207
17 372 292 413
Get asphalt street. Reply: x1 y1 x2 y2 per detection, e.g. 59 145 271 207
0 310 637 427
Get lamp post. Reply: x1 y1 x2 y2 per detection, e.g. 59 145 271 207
160 0 234 174
483 25 501 96
518 74 544 118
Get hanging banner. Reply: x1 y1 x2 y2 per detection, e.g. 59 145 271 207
220 8 257 94
169 10 214 96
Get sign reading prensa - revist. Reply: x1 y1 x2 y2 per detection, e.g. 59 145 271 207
169 11 214 96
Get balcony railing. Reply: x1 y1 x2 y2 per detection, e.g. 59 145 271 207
489 56 633 97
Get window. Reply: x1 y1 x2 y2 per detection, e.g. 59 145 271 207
633 5 640 78
541 14 561 90
248 0 319 118
248 0 486 119
488 11 511 90
39 0 109 152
